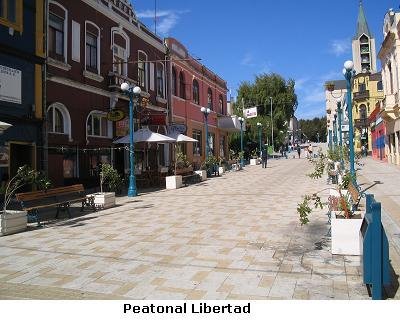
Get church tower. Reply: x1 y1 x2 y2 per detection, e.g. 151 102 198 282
352 1 377 73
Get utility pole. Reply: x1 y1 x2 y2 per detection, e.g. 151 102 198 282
270 97 274 151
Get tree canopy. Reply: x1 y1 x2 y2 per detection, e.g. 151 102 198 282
231 73 298 152
298 117 327 143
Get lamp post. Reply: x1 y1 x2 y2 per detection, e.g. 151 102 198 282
337 99 344 169
328 129 332 150
333 114 338 146
270 97 274 151
316 132 320 143
257 122 262 154
200 107 211 159
238 117 244 167
120 82 141 197
343 60 356 178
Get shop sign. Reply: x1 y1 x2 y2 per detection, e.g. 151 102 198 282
107 109 125 122
243 107 258 119
341 125 349 132
0 65 21 104
168 124 186 134
116 118 129 137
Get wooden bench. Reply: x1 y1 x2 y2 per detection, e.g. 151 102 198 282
328 181 363 220
16 184 95 225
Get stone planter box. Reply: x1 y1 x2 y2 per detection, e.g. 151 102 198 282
331 212 364 255
218 166 224 175
250 158 260 165
90 192 116 209
166 175 182 189
0 210 27 236
194 170 207 181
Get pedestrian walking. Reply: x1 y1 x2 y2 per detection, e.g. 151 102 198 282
296 144 301 159
308 144 313 159
261 147 268 168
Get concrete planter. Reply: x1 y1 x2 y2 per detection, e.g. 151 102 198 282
250 158 260 165
166 175 182 189
218 166 224 175
0 210 27 236
331 212 364 255
194 170 207 181
90 192 116 209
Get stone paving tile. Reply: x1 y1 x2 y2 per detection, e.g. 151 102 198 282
0 158 399 300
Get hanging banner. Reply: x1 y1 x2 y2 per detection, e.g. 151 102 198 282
0 65 21 104
243 107 258 119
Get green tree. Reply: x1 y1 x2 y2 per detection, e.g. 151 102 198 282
298 117 327 142
231 73 298 153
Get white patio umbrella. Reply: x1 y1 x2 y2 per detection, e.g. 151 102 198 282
113 127 176 144
0 121 12 134
166 131 198 175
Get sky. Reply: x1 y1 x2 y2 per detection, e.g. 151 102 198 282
132 0 397 119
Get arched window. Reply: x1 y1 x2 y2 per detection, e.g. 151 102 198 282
111 28 129 76
156 62 165 98
85 21 100 74
87 111 111 138
171 67 177 96
207 88 213 110
219 95 224 114
377 80 383 91
137 50 148 90
193 79 200 105
179 71 185 99
48 1 68 62
47 102 71 138
359 104 367 120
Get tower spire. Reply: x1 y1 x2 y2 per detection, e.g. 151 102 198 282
355 0 372 39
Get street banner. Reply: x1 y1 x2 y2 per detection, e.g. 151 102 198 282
243 107 258 119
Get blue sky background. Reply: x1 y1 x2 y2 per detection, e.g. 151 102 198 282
132 0 397 119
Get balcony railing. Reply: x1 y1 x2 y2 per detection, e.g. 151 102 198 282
108 72 137 91
354 118 368 128
353 90 369 101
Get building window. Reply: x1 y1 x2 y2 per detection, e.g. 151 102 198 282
87 113 110 137
207 88 213 110
47 103 71 136
377 80 383 91
171 67 177 96
359 83 366 92
193 79 199 105
192 130 202 156
179 71 185 99
359 105 367 120
219 95 224 114
86 32 97 72
138 51 147 90
49 13 65 61
219 135 225 158
0 0 22 32
156 63 165 98
209 132 215 155
112 29 129 77
48 107 64 133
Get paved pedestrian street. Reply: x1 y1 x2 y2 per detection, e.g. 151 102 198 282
0 158 399 300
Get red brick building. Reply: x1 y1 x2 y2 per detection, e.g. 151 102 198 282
46 0 168 187
165 38 236 167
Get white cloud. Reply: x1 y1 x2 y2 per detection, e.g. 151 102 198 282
295 77 310 91
330 39 351 56
136 9 189 36
240 53 255 67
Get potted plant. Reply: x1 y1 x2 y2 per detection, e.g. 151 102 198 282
218 157 225 175
90 164 122 209
1 165 51 236
297 149 364 255
201 155 218 177
166 151 190 189
250 149 260 165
